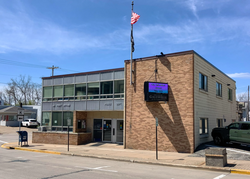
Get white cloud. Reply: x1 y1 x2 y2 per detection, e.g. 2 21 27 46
227 73 250 78
134 17 250 46
184 0 232 16
0 4 127 54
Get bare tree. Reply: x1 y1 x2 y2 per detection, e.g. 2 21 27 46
237 92 248 101
1 75 42 105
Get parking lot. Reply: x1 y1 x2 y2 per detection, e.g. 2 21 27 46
189 141 250 161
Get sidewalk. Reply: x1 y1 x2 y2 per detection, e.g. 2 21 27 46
2 141 250 175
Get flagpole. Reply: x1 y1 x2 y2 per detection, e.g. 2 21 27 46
130 1 134 85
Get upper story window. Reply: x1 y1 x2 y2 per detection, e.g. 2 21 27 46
43 87 52 98
53 86 63 97
199 73 208 91
114 80 124 93
228 88 233 101
64 85 74 97
101 81 113 94
88 82 99 95
75 84 86 96
216 82 222 97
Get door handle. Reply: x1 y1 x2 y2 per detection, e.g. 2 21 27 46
113 128 115 135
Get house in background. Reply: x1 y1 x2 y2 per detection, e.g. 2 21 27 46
0 106 34 127
239 101 250 121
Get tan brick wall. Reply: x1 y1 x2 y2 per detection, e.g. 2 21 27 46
125 54 194 153
193 54 236 148
32 131 91 145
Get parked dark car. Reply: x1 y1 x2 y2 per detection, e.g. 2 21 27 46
211 121 250 145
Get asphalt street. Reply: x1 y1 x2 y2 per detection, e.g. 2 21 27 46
0 130 249 179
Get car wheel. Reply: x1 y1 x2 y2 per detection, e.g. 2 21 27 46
26 124 28 127
214 135 224 145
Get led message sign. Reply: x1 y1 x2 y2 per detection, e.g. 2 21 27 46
144 82 169 102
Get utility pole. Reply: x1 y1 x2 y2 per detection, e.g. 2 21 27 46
47 65 59 76
248 85 249 121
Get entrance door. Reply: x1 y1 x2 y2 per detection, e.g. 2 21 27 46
103 119 112 142
116 120 123 143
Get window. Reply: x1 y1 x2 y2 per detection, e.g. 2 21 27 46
199 73 208 91
228 88 232 101
229 123 239 129
217 119 223 127
87 82 99 95
52 112 62 126
64 85 74 97
101 81 113 94
63 112 73 126
114 80 124 93
216 82 222 97
241 123 250 130
53 86 63 97
75 84 86 96
199 118 208 135
43 87 53 98
42 112 51 126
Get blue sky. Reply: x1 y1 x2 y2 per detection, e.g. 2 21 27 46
0 0 249 95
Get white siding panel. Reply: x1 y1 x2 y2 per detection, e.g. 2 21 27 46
194 54 236 149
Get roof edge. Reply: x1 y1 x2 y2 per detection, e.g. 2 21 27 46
193 51 236 83
42 67 124 79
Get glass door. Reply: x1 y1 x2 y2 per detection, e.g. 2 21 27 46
116 119 123 143
103 119 112 142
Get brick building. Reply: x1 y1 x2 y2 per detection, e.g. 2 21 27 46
124 50 236 153
35 50 236 153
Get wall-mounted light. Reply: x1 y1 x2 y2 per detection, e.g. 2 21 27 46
227 84 230 86
211 75 216 77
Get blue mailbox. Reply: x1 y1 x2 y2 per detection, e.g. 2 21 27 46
16 131 28 146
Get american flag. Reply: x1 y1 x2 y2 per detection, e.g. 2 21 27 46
131 11 140 24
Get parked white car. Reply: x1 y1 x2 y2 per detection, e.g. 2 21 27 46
22 119 38 127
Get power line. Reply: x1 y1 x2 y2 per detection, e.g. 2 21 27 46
0 58 81 74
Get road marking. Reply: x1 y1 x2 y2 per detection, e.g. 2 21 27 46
75 166 117 173
226 148 250 155
0 140 7 143
206 145 250 155
213 174 226 179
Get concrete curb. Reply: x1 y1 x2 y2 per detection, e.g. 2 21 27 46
2 144 250 175
231 169 250 175
60 152 230 173
1 144 61 155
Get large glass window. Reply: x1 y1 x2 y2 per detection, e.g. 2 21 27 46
63 112 73 126
199 73 208 91
228 88 233 101
114 80 124 93
52 112 62 126
43 87 53 98
199 118 208 135
216 82 222 97
101 81 113 94
42 112 51 126
64 85 74 97
88 82 99 95
53 86 63 97
75 84 86 96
